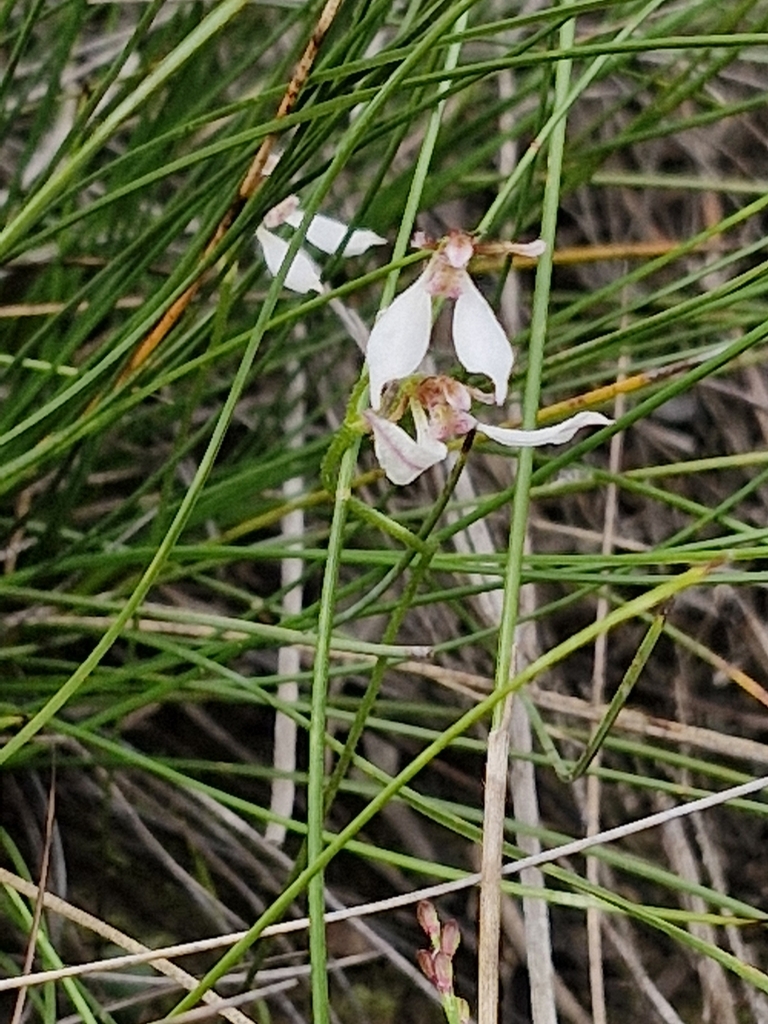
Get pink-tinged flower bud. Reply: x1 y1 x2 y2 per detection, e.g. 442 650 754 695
417 900 441 944
416 377 476 441
443 230 474 270
262 195 301 230
440 919 461 958
432 951 454 995
417 948 438 983
423 243 468 299
416 376 472 414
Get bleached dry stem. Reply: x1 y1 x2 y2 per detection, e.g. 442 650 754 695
267 359 306 845
585 352 627 1024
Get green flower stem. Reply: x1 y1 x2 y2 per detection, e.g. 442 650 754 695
306 16 469 1023
324 442 472 812
307 440 357 1024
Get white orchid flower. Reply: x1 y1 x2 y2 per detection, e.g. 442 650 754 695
366 231 545 411
255 195 386 294
365 402 449 486
365 376 612 486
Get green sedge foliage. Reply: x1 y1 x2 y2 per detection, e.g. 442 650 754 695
2 2 768 1023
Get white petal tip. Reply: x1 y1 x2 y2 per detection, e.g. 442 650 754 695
514 239 546 258
453 279 513 405
303 212 386 257
479 411 613 448
342 229 387 257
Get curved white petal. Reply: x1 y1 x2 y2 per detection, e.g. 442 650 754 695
365 412 447 486
307 213 386 256
366 278 432 411
284 208 386 256
453 276 513 404
478 411 613 447
256 226 323 294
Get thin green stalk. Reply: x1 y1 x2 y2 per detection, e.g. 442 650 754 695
325 441 472 807
476 0 668 237
306 444 356 1024
564 610 666 781
307 19 469 1022
3 883 98 1024
0 0 47 123
477 10 576 1024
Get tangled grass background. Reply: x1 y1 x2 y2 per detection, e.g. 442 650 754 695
3 2 768 1022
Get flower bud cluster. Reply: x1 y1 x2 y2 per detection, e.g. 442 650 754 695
416 901 470 1024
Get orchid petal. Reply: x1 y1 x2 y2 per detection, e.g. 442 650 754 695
256 226 323 294
281 205 304 230
264 195 301 229
366 277 433 410
339 227 388 257
453 276 513 405
478 411 613 447
506 239 546 258
443 231 474 269
365 411 447 486
284 206 386 256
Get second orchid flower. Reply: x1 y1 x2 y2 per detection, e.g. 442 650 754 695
366 230 545 410
256 194 386 294
365 376 611 485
